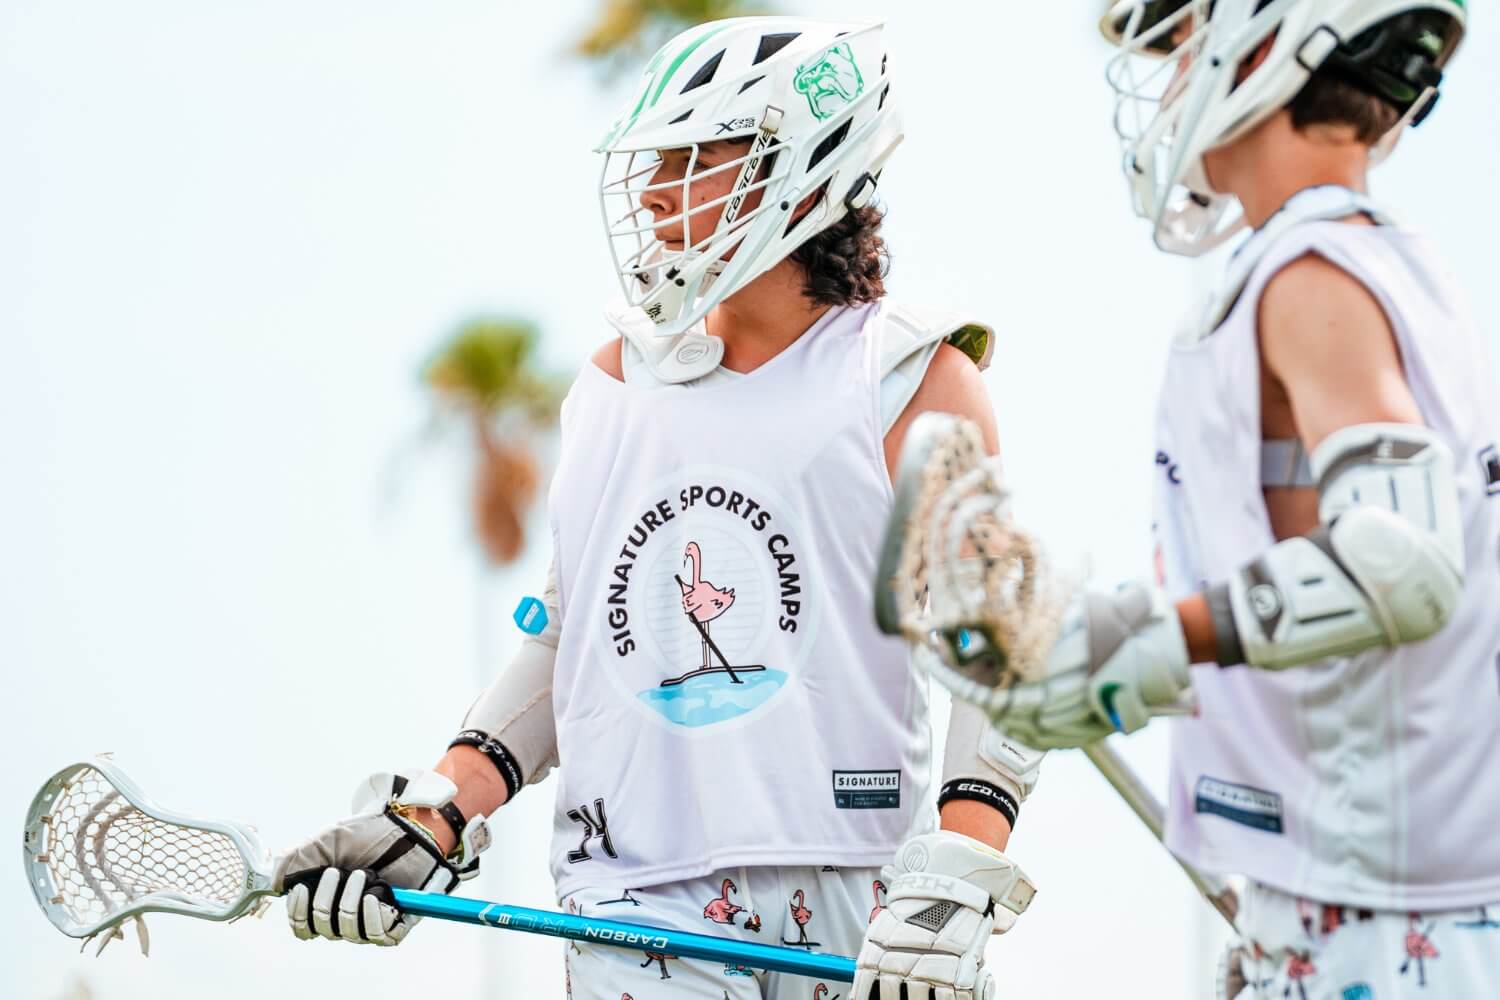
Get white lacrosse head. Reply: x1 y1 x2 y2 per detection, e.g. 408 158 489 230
1101 0 1466 255
597 16 901 339
24 757 275 951
875 412 1072 708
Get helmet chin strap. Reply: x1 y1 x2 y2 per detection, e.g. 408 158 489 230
718 105 784 234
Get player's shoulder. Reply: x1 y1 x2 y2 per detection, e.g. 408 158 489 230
1257 248 1396 374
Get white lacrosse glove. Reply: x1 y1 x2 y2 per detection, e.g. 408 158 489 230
273 770 490 946
987 582 1193 750
854 831 1036 1000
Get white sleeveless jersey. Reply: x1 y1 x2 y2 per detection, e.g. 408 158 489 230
1154 203 1500 910
546 302 933 895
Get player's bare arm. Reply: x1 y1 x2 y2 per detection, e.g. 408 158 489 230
884 342 1000 478
1179 250 1430 662
1257 251 1425 452
885 343 1017 851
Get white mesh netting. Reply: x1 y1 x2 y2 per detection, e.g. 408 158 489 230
31 765 249 935
891 417 1069 684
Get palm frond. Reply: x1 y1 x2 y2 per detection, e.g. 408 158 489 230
421 317 564 420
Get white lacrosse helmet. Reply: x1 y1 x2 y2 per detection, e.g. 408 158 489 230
1102 0 1466 255
597 17 902 338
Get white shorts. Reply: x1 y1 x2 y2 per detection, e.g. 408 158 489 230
1227 883 1500 1000
561 864 883 1000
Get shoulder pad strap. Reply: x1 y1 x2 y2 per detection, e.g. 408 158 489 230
878 302 995 435
605 301 723 386
1199 185 1398 338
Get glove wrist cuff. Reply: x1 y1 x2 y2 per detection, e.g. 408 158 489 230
892 832 1037 917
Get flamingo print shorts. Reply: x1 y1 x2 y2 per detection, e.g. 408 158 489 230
1225 882 1500 999
559 863 885 1000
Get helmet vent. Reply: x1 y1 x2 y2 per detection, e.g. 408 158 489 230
681 50 725 93
878 83 890 111
753 32 800 65
669 109 693 124
738 75 766 95
808 119 852 170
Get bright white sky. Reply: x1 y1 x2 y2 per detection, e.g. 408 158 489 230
3 2 1497 998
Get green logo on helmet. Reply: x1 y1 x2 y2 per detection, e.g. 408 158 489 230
793 43 865 121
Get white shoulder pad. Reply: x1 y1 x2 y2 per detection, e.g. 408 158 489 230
879 302 994 435
606 301 723 386
1196 185 1398 339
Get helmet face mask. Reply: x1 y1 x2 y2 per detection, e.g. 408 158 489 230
596 19 902 338
1101 0 1467 256
1106 0 1247 254
600 115 797 331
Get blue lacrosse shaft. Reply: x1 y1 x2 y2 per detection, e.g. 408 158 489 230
391 888 856 982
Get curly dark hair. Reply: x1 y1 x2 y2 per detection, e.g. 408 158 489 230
789 204 889 307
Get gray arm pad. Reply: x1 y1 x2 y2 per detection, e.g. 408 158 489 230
460 560 560 788
1209 423 1465 670
942 697 1044 805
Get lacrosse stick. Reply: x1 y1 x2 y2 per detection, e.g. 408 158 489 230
875 411 1239 929
23 756 857 981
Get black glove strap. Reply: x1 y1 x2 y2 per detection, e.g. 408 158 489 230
436 801 468 847
938 779 1019 831
450 729 523 802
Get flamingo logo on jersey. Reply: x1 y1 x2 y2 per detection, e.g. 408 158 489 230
598 469 820 730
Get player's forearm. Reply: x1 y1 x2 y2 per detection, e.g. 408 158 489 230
1176 592 1218 665
940 799 1012 851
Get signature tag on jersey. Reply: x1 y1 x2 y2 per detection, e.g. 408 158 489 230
1195 777 1284 834
833 770 900 809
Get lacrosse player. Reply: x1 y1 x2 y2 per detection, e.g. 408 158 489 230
271 17 1038 1000
925 2 1499 995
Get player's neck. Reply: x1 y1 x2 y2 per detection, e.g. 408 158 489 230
707 259 833 374
1212 113 1373 231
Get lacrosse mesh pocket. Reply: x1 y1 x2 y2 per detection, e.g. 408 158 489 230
25 761 264 943
881 413 1069 685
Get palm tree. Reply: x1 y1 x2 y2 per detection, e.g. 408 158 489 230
420 318 565 566
575 0 770 67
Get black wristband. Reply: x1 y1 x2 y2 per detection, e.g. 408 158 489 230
1204 582 1247 668
450 730 523 802
938 779 1019 831
436 801 468 845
